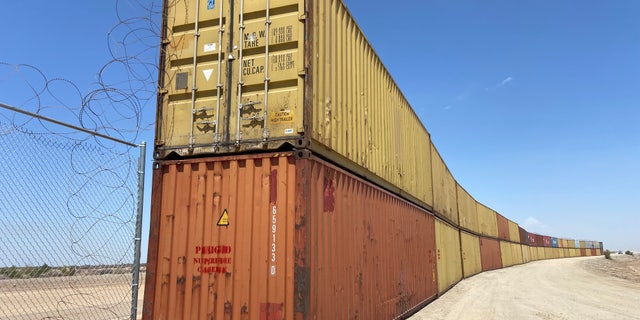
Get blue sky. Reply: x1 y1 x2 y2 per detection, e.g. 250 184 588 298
1 0 638 254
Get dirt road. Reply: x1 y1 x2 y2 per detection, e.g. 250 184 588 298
409 254 640 320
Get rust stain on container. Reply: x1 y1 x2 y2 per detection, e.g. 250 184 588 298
479 237 502 271
496 213 510 241
460 231 482 278
143 152 438 320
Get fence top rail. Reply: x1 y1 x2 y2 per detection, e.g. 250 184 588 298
0 102 139 147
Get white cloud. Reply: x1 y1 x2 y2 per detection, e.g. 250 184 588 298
443 105 452 110
498 76 513 87
523 216 547 231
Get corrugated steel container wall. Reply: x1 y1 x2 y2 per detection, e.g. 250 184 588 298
143 153 439 320
519 227 528 245
545 247 554 259
479 237 502 271
580 248 587 256
456 184 479 233
521 245 531 263
435 219 463 293
460 231 482 278
536 234 545 247
496 213 510 241
512 243 524 265
579 240 586 249
527 233 537 246
599 241 604 249
500 241 514 267
155 0 437 213
507 220 519 243
551 237 558 248
542 236 552 247
530 245 539 261
537 246 546 260
575 240 580 249
431 146 459 225
477 203 498 238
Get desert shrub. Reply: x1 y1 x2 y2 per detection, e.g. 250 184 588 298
625 250 634 256
604 250 611 259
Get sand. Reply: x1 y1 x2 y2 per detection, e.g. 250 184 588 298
409 253 640 320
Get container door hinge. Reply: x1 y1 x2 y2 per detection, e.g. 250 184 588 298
298 13 307 21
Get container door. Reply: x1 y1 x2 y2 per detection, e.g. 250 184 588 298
226 0 305 152
157 0 228 155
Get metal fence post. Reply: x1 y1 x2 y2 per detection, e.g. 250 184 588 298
131 141 146 320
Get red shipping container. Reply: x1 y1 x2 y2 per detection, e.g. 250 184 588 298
496 213 510 241
143 152 438 320
479 237 502 271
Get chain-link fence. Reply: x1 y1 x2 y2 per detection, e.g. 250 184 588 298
0 108 145 320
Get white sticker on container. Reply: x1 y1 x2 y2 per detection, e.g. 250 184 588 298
202 69 213 81
204 43 216 52
284 128 294 134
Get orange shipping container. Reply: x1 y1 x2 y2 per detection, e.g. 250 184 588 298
143 152 438 320
479 237 502 271
496 213 510 241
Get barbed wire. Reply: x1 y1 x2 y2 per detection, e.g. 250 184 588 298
0 1 161 319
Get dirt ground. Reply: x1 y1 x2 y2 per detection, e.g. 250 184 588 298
409 253 640 320
0 273 145 320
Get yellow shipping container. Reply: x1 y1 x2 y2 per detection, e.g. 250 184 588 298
511 243 523 265
521 245 531 263
435 219 463 293
457 184 478 233
154 0 436 210
500 242 523 267
507 220 519 243
500 241 514 267
431 146 458 224
460 231 482 278
477 202 498 238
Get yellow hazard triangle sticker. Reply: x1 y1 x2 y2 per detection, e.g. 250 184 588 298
217 209 230 227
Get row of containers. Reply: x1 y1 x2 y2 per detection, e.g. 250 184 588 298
144 0 604 319
142 152 603 320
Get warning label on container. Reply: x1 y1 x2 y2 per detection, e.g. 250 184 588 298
217 209 229 226
194 245 231 274
269 110 294 124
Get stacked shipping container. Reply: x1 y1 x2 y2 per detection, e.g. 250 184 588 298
144 0 604 319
